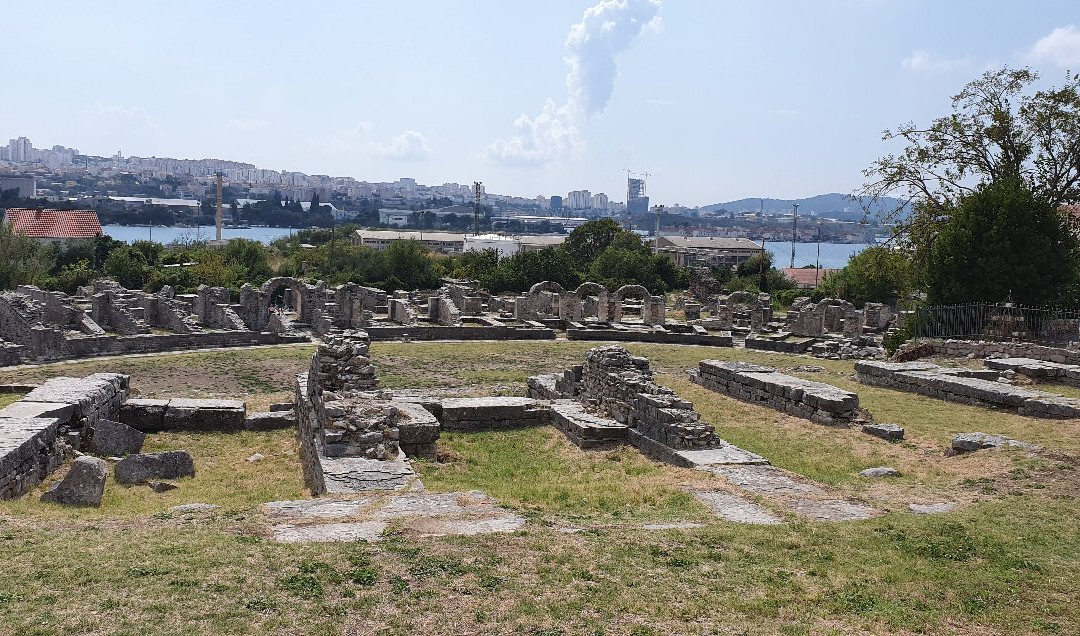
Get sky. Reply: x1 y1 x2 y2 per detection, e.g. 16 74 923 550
4 0 1080 207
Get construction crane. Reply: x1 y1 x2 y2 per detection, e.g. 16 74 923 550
789 203 799 269
473 182 482 236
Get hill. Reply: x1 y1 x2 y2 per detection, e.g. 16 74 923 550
701 193 910 222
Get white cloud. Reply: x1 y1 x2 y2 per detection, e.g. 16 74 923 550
483 0 662 166
900 50 971 72
1027 25 1080 67
371 130 430 162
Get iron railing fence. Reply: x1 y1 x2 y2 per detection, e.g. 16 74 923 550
915 303 1080 346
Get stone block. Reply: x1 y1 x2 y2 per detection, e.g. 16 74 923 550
40 456 107 506
89 419 145 456
119 398 169 432
244 411 297 431
115 450 195 484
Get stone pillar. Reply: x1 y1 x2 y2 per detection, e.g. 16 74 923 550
684 302 700 321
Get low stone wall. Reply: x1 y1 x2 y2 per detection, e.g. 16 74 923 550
854 360 1080 418
0 372 130 500
548 400 627 448
59 331 308 361
119 398 246 432
366 325 555 341
434 397 549 431
0 342 24 366
566 328 732 347
984 357 1080 387
0 417 65 500
691 361 860 425
895 339 1080 365
19 373 129 447
743 335 815 354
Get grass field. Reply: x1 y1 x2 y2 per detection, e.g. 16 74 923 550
1 341 1078 635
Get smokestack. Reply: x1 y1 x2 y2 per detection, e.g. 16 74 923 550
215 173 223 241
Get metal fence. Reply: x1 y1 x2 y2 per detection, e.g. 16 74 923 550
915 303 1080 345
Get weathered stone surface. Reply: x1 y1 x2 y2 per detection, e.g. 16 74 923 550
692 360 861 426
909 502 956 515
117 398 168 432
243 411 296 431
114 450 195 484
856 360 1080 418
40 456 107 506
320 454 418 493
641 522 704 530
268 402 294 412
859 466 899 478
438 397 548 431
266 491 525 543
89 419 145 456
861 422 905 440
162 398 246 432
707 464 878 522
148 481 178 493
951 432 1036 453
0 416 64 500
689 490 783 524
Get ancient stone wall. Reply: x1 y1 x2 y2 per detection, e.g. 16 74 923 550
0 372 130 499
578 346 719 449
692 361 860 425
894 339 1080 365
855 360 1080 418
388 298 418 325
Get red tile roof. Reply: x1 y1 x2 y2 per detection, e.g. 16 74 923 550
5 208 102 239
783 267 838 288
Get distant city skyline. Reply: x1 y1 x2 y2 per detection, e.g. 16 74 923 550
3 1 1079 207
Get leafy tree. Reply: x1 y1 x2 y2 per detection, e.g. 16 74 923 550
483 248 580 293
104 246 150 290
563 218 624 268
223 238 272 282
0 223 52 289
918 177 1080 306
816 245 912 306
861 67 1080 225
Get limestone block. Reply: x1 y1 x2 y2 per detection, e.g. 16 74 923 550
40 456 107 506
115 450 196 483
89 419 146 456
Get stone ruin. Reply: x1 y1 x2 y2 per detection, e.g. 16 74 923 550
0 277 385 363
691 360 862 426
512 281 666 326
711 291 773 332
528 345 766 468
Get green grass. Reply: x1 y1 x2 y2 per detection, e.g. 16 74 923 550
0 340 1079 634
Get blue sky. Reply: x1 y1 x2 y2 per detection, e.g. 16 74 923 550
4 1 1080 206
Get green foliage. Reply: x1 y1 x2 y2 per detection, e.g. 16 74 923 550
586 247 684 294
47 260 96 295
883 312 916 356
104 247 151 290
563 219 624 268
0 223 52 289
919 177 1080 306
483 248 581 293
816 245 911 307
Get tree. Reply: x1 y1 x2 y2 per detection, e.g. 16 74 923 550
917 177 1080 307
103 246 150 290
860 67 1080 226
816 245 912 306
0 223 51 290
563 218 623 268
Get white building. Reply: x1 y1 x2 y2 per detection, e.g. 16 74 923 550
463 233 521 257
566 189 592 210
590 192 609 211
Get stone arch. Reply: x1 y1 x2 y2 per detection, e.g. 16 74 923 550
529 281 566 296
614 284 650 301
574 282 608 298
260 276 313 327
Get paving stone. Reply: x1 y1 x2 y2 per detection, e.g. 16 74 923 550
909 502 956 515
89 419 145 456
114 450 195 484
789 498 877 521
951 432 1037 453
40 456 107 506
861 422 905 440
860 467 900 478
273 521 388 543
689 490 783 524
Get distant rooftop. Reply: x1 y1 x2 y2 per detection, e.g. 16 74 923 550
6 208 102 239
658 236 763 250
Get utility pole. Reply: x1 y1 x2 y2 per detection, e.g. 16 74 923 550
654 205 663 254
215 172 224 242
789 203 799 269
816 224 822 287
473 181 482 236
